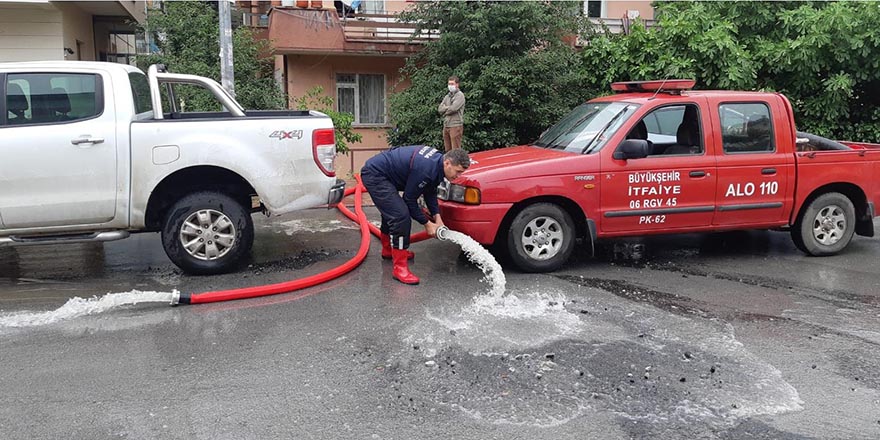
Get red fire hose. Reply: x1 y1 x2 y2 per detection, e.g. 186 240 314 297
335 188 431 244
173 175 427 305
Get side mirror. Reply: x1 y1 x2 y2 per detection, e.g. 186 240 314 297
613 139 651 160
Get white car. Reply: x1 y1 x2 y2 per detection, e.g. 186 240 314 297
0 61 344 274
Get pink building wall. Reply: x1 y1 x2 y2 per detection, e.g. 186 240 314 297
286 54 409 178
382 1 410 13
605 1 655 20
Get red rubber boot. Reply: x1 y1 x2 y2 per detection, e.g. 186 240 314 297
391 248 420 285
381 234 413 260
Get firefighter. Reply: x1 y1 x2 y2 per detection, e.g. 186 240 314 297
360 146 470 285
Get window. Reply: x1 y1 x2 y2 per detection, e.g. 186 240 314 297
357 0 384 14
720 103 774 154
643 106 683 136
584 0 603 18
336 73 386 125
106 31 138 65
5 73 102 126
625 104 703 155
129 72 152 114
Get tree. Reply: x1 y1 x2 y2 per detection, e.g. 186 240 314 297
137 1 286 111
580 1 880 141
388 1 591 151
293 87 362 154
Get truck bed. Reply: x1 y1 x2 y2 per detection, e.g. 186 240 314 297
840 141 880 150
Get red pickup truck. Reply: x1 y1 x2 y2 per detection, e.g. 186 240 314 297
438 80 880 272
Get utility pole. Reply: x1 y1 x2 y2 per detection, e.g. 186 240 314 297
219 0 235 97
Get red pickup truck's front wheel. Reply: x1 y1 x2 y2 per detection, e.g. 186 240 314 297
792 192 855 256
506 203 575 272
161 191 254 275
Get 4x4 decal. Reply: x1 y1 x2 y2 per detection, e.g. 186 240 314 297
269 130 303 140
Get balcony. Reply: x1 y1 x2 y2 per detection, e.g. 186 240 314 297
342 13 438 44
269 7 432 56
588 17 657 34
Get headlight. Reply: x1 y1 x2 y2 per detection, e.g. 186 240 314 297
444 183 481 205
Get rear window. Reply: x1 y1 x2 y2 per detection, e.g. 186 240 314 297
719 103 775 154
129 72 152 114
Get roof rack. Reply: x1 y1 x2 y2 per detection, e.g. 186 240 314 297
610 79 695 95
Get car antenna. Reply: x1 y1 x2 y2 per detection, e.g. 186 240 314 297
648 75 672 101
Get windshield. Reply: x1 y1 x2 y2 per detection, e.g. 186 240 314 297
534 102 638 154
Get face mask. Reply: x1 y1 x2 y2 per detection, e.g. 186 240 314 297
448 85 457 93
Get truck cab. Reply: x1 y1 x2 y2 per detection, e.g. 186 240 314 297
439 80 880 272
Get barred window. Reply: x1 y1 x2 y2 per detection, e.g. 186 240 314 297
336 73 386 125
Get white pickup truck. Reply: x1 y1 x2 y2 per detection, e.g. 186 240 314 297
0 61 345 274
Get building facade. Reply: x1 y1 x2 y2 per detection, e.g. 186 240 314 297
0 0 147 64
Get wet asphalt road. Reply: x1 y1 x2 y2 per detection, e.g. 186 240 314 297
1 207 879 439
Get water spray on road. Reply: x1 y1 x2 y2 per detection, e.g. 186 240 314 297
437 226 568 319
436 226 506 297
0 290 177 328
405 226 586 358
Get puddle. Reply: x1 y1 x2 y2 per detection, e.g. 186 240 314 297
397 277 802 429
276 218 358 235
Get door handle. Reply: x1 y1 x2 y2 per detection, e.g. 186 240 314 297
761 168 777 175
71 136 105 146
689 170 706 177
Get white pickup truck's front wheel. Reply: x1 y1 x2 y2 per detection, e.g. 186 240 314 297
162 191 254 275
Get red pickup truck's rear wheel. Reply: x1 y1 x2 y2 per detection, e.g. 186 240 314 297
161 191 254 275
507 203 575 272
792 192 855 256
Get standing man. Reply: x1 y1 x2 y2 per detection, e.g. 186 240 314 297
438 76 465 152
361 147 470 285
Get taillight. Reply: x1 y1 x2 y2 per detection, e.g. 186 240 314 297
312 128 336 177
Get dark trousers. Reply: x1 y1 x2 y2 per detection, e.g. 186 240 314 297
361 168 412 249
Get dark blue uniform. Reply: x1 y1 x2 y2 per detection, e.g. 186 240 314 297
361 145 444 250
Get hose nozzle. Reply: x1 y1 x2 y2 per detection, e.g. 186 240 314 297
436 226 451 241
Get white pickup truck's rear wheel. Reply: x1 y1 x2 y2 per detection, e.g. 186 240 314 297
162 191 253 275
507 203 575 272
792 192 855 256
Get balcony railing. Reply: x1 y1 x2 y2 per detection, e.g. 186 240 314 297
341 13 437 43
576 17 657 46
588 17 657 34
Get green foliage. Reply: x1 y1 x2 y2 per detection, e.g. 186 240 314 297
294 87 362 154
137 2 286 111
392 1 880 146
389 1 591 151
580 1 880 141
